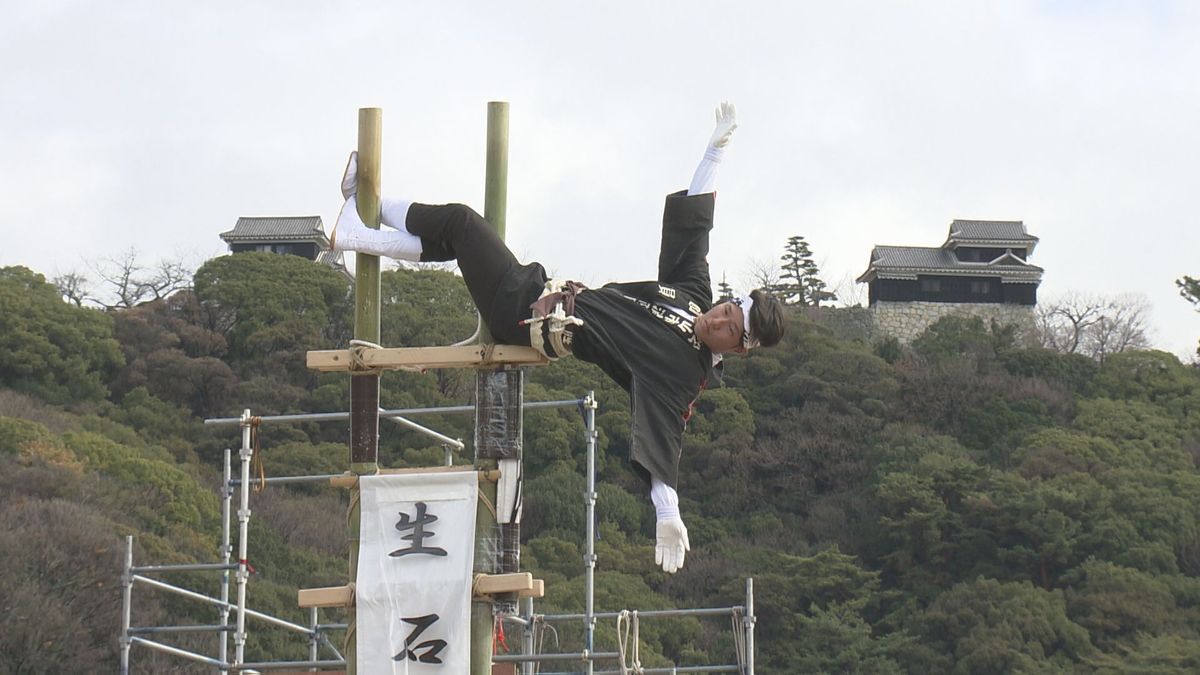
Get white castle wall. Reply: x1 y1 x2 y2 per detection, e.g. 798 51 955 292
871 301 1035 344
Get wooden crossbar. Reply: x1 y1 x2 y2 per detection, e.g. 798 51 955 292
298 584 354 609
297 574 544 609
473 573 545 599
307 345 548 372
329 465 500 489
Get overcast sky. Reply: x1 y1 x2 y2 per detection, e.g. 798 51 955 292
3 1 1198 357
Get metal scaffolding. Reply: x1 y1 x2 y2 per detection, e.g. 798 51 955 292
118 394 756 673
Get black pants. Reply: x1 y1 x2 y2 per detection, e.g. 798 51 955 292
406 203 545 345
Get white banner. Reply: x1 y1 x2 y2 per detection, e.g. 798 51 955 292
357 471 478 673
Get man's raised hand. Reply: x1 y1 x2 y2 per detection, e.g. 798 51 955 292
708 101 738 151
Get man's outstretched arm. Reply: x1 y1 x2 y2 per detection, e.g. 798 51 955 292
687 101 737 196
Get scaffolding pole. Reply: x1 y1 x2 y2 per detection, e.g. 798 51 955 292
129 637 228 669
234 410 253 666
132 575 312 635
220 447 233 667
203 398 588 426
120 535 133 675
584 391 598 675
125 393 757 673
745 578 755 674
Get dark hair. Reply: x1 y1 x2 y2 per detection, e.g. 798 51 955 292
748 288 785 348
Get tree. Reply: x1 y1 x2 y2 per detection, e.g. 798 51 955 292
89 248 193 310
779 235 837 307
1178 276 1200 306
743 256 782 295
1036 292 1151 362
51 271 91 307
192 252 351 378
900 578 1093 673
0 266 124 403
1178 275 1200 357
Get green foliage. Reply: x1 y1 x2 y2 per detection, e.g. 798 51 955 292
0 415 56 456
686 387 755 443
64 431 219 546
380 267 477 346
1064 560 1180 650
1000 347 1098 395
0 266 123 402
911 314 1014 366
8 256 1200 671
900 578 1093 674
193 253 351 376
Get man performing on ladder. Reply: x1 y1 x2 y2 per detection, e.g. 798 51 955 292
330 102 786 574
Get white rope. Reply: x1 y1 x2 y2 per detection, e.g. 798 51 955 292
451 311 482 347
732 607 747 668
348 338 383 373
617 610 643 674
531 613 557 675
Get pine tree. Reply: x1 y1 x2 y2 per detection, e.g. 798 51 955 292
778 235 812 305
779 236 838 306
1178 275 1200 357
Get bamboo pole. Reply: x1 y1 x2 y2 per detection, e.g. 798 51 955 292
347 107 383 675
472 100 512 675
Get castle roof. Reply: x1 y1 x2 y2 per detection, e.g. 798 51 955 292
944 219 1039 251
856 219 1043 284
219 216 327 243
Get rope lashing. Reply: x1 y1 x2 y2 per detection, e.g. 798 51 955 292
348 338 383 374
617 609 643 674
477 486 497 519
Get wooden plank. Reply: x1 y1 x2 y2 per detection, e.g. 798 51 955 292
473 572 533 595
329 466 500 489
307 345 548 372
517 579 545 599
298 584 354 608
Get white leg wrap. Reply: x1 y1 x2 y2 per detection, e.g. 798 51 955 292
380 197 413 233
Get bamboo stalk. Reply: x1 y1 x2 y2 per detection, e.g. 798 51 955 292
347 106 383 675
472 100 512 675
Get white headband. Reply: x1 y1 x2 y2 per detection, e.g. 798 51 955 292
731 293 759 350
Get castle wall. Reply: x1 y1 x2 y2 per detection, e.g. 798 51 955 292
871 300 1035 344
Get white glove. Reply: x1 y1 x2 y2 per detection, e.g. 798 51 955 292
341 151 358 199
655 517 690 574
707 101 737 151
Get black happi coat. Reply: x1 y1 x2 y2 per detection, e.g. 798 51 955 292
571 190 719 489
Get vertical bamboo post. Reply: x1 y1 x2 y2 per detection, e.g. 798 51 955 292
471 100 513 675
347 107 383 675
584 392 598 674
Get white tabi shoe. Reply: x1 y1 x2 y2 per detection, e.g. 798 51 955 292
329 195 422 261
341 151 358 199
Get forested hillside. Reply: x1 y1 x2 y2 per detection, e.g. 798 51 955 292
3 256 1200 673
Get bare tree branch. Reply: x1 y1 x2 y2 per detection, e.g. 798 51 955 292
1036 291 1151 360
51 272 92 307
89 247 193 309
742 257 781 294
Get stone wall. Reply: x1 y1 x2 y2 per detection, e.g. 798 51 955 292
871 301 1035 344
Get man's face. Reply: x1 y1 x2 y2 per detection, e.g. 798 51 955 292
695 301 746 354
